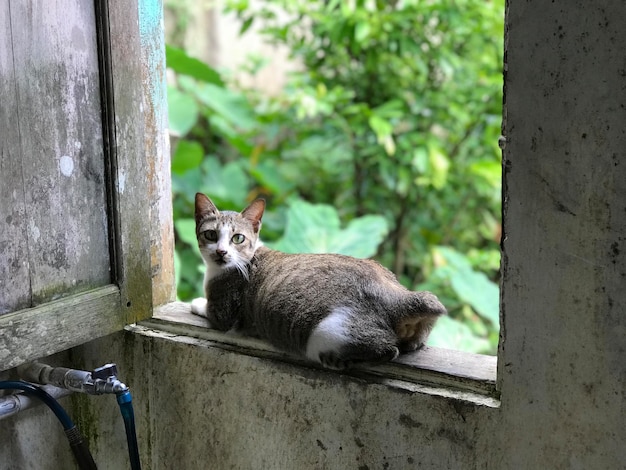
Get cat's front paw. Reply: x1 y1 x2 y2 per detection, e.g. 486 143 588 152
190 298 208 318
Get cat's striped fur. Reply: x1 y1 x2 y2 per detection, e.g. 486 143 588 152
191 193 446 369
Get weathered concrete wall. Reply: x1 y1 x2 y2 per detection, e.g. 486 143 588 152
497 0 626 468
2 1 626 470
72 329 497 470
0 401 76 470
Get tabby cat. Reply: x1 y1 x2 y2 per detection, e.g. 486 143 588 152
191 193 446 369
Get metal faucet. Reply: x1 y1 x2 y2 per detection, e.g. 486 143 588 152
17 362 128 395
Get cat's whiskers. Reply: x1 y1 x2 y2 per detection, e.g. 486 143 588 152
232 255 251 281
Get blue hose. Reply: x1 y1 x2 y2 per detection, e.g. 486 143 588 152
0 381 97 470
116 390 141 470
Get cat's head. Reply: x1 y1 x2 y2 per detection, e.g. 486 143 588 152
194 193 265 280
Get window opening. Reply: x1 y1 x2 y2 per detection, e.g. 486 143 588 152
163 1 504 358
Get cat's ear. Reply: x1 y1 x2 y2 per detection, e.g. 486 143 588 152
195 193 218 224
241 199 265 233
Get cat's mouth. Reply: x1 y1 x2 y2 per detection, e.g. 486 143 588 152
212 255 228 266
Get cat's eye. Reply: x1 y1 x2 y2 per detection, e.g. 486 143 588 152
203 230 218 242
231 234 246 244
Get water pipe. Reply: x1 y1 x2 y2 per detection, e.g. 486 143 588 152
17 362 142 470
0 381 97 470
0 383 71 421
18 362 129 395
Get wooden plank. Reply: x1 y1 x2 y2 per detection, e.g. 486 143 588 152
0 1 168 369
0 285 122 372
0 1 31 314
103 0 154 322
9 0 111 306
139 0 176 307
149 302 498 398
391 343 497 382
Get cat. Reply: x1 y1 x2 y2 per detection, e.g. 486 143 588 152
190 193 446 369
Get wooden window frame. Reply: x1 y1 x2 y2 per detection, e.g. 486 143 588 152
0 0 164 371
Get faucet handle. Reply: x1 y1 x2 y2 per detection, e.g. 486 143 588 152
92 363 118 380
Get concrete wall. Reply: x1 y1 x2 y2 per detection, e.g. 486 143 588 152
2 1 625 469
73 329 498 470
496 1 626 467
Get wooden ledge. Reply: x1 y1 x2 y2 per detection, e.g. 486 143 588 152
135 301 499 407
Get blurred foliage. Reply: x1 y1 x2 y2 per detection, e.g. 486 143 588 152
166 0 504 354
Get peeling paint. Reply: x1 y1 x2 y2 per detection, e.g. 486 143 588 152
138 0 166 117
118 171 126 194
59 155 74 176
29 220 41 242
137 0 175 304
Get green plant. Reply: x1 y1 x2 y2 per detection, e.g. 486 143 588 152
167 55 388 297
268 199 388 257
166 0 503 354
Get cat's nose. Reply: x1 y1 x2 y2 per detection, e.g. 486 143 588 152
216 248 227 257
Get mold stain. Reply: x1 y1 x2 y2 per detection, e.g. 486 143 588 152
398 414 422 429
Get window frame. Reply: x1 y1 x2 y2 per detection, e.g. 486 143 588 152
0 0 499 403
0 0 157 372
146 5 500 400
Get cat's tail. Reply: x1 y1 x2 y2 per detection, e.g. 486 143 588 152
395 291 447 353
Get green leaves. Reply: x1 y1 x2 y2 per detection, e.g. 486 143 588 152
417 246 499 353
174 218 198 253
173 218 203 300
427 316 492 352
434 246 499 326
171 140 203 175
166 46 256 139
169 0 504 354
269 199 388 258
198 157 250 209
368 114 395 155
194 83 257 132
427 144 451 189
168 86 199 136
354 21 371 42
249 161 295 195
166 45 224 86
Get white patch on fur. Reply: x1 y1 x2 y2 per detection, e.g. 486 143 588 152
190 298 208 317
217 226 231 254
305 307 352 363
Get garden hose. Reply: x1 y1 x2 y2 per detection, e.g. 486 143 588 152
116 389 141 470
0 381 97 470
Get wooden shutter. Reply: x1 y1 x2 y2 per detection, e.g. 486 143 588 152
0 0 165 371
